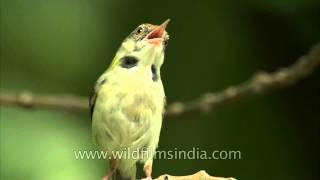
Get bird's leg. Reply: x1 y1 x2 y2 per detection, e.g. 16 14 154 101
102 158 117 180
142 159 153 180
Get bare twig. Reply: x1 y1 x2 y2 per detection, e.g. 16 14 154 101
165 43 320 118
1 42 320 118
0 92 88 112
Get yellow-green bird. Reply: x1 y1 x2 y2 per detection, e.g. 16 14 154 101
90 19 170 180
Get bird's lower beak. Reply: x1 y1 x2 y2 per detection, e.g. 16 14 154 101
146 19 170 44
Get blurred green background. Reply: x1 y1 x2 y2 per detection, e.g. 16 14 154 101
1 0 320 179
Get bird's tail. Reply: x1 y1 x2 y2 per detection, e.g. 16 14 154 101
112 163 136 180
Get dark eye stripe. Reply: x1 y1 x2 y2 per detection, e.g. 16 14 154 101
151 64 158 81
120 56 139 68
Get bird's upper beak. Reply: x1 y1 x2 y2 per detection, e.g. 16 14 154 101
146 19 170 45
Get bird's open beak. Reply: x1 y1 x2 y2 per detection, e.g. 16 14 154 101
146 19 170 44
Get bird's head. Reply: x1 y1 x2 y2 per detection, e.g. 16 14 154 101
108 19 170 77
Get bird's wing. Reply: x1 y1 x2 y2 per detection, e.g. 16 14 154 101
89 78 106 119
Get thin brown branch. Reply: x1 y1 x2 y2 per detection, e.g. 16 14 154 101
0 92 88 112
165 42 320 118
1 42 320 118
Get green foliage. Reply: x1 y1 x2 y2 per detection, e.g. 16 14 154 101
1 0 319 179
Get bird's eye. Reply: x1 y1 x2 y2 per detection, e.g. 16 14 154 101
164 39 168 46
135 27 143 35
164 35 169 46
120 56 138 68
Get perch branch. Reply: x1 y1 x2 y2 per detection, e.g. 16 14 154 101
1 42 320 118
155 170 236 180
